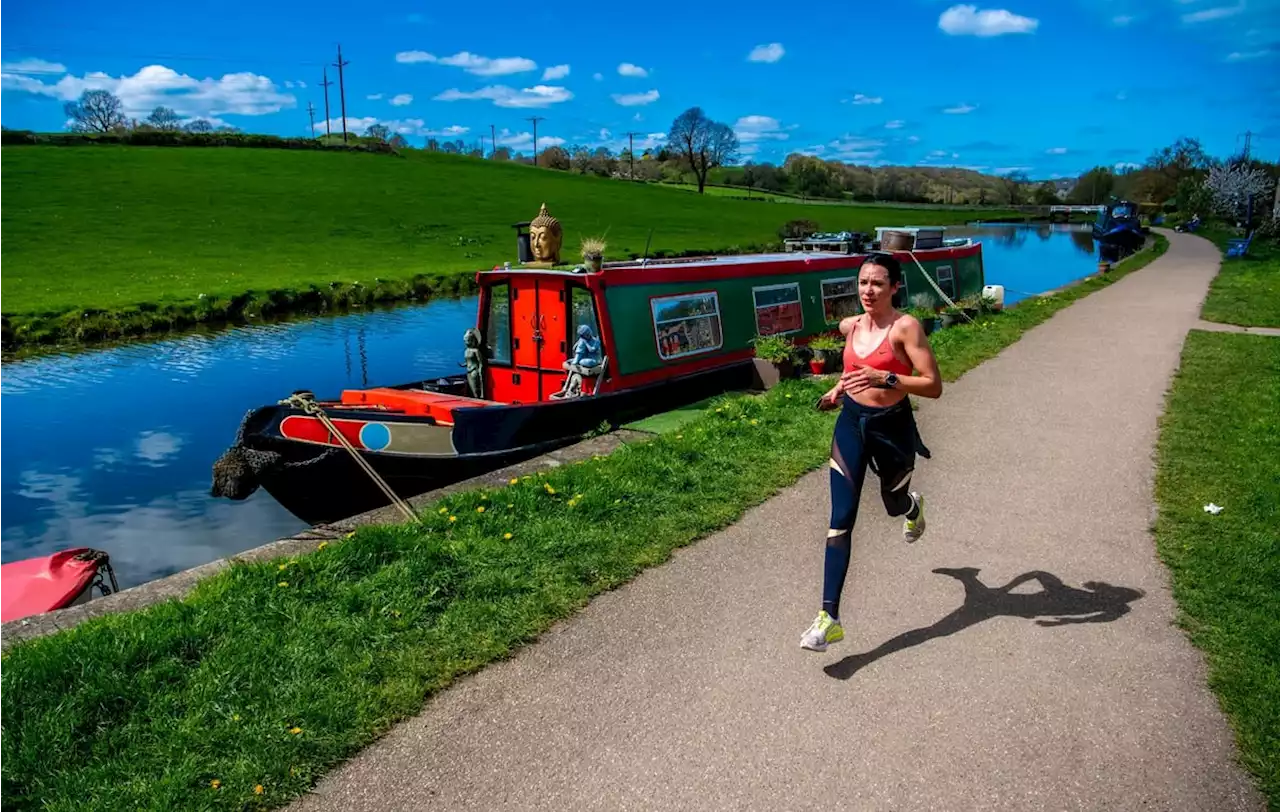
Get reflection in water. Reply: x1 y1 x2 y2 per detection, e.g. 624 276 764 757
2 225 1109 589
2 298 478 589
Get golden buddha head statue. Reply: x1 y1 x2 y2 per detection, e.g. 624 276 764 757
529 203 562 264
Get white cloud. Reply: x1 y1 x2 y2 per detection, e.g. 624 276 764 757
908 135 921 143
885 119 905 129
943 102 978 114
367 93 384 100
938 5 1039 36
542 64 570 80
633 112 644 121
1046 146 1068 154
600 128 612 140
1 58 67 74
284 80 308 89
430 125 470 136
1182 3 1245 23
848 93 883 105
618 62 649 78
734 115 790 142
1226 50 1271 61
493 128 566 152
612 89 660 106
323 116 426 136
2 63 296 118
390 93 413 106
928 149 949 158
748 43 785 63
1114 161 1141 171
135 431 184 465
396 50 437 64
395 50 537 75
434 84 573 108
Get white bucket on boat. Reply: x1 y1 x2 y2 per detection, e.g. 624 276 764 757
981 284 1005 311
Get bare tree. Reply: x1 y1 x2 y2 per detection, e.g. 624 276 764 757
146 106 183 131
365 123 390 143
184 119 215 133
64 90 127 133
667 107 740 193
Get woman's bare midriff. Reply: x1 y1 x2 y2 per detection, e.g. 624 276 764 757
846 318 912 409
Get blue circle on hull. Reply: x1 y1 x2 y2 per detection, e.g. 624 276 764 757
360 422 391 451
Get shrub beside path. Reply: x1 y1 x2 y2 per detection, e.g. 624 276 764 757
292 230 1264 811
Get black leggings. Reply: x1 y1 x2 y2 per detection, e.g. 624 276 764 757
823 396 929 618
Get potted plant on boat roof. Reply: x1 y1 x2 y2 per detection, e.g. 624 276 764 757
581 237 606 273
750 333 796 390
808 333 845 374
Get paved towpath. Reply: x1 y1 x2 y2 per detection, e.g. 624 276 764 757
293 231 1264 811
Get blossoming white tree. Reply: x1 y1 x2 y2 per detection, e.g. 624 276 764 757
1203 163 1276 222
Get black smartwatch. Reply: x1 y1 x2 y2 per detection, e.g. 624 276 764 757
883 372 899 389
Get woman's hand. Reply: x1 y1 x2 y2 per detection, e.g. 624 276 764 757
816 384 842 410
841 365 888 394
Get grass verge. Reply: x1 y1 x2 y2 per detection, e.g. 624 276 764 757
1198 227 1280 328
0 236 1166 811
1153 330 1280 807
1 147 1012 350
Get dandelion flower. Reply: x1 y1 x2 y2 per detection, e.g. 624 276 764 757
232 714 241 722
476 506 486 513
504 532 513 540
507 503 514 508
510 478 519 485
544 483 557 495
289 727 303 735
254 785 265 795
449 515 457 523
438 507 448 515
210 779 222 790
344 531 355 539
278 563 289 571
751 419 759 426
278 581 289 588
317 541 329 550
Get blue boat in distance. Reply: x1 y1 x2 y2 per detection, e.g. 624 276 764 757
1092 198 1147 252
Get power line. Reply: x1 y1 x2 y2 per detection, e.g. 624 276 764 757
332 45 350 144
307 101 316 138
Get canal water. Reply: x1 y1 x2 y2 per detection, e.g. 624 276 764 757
0 223 1108 589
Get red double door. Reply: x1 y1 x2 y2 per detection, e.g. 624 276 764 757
505 276 569 403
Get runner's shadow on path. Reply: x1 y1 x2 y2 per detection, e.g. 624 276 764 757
823 568 1145 681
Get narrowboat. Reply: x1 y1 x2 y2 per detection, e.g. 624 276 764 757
1 548 119 624
211 227 985 525
1092 198 1147 252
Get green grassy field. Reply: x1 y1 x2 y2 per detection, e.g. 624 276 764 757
0 235 1165 812
1 147 1010 318
1154 330 1280 806
1198 228 1280 328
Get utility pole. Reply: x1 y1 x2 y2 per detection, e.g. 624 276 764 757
624 131 639 179
1241 129 1253 162
333 45 350 144
526 116 544 165
307 101 317 138
320 69 333 138
491 123 496 158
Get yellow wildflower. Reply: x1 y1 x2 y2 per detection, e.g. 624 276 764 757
278 563 289 571
449 515 457 523
438 507 448 515
480 494 488 501
277 581 289 588
507 503 514 508
210 779 222 790
317 541 329 551
510 478 519 485
544 483 557 495
289 726 303 735
254 785 265 795
751 419 759 426
232 714 241 722
344 532 355 538
504 532 513 540
476 506 486 513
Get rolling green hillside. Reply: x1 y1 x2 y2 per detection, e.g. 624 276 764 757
0 146 1010 345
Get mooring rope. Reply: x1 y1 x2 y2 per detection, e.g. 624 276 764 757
280 393 422 524
905 249 978 325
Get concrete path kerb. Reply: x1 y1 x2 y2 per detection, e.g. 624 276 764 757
293 231 1264 811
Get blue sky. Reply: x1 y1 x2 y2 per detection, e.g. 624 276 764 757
3 0 1277 178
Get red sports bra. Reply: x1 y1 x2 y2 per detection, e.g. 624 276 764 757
843 317 913 376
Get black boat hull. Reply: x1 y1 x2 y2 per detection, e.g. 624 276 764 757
243 361 759 525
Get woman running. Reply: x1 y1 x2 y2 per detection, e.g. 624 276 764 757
801 253 944 652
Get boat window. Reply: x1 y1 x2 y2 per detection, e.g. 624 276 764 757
651 291 723 360
935 265 956 299
820 277 862 323
752 283 803 336
484 283 512 365
569 284 600 345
